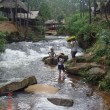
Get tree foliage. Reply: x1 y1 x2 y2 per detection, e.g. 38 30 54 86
39 2 51 21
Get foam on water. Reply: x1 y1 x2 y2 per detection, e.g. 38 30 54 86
0 49 46 68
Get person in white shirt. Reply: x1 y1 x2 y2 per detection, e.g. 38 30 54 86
70 38 79 64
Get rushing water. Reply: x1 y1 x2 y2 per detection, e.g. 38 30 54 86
0 36 107 110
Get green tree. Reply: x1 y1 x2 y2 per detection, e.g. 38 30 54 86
39 2 51 21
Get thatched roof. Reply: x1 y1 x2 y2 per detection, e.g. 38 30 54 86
17 11 39 19
0 0 28 13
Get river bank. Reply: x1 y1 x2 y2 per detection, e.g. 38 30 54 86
65 52 110 109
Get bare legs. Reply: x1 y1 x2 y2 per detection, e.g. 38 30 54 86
71 51 77 65
59 69 65 81
72 57 76 65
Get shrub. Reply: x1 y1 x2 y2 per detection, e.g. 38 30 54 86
0 16 8 21
99 73 110 91
0 32 6 52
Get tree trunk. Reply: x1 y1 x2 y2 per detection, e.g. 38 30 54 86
20 7 22 27
104 6 110 28
94 0 96 17
25 0 29 40
15 0 18 26
80 0 83 18
82 0 85 17
88 0 92 24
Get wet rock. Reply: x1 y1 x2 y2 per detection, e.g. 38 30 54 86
42 56 49 61
88 67 105 77
25 84 59 94
44 57 57 65
0 76 37 94
43 55 68 65
65 63 102 76
86 89 94 97
47 98 74 107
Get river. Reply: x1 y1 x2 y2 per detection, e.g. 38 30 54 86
0 36 108 110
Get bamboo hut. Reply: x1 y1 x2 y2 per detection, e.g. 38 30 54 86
0 0 28 21
45 20 58 30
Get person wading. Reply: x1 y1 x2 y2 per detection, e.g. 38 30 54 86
71 38 79 64
57 53 65 80
48 48 56 65
67 36 79 64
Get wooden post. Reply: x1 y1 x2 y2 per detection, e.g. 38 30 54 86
25 0 29 40
20 7 22 27
24 13 25 26
10 8 13 22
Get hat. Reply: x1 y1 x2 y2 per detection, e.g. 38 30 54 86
66 36 76 42
51 48 54 50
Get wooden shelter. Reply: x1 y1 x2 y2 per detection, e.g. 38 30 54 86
0 0 28 12
17 11 39 26
0 0 28 21
45 20 58 30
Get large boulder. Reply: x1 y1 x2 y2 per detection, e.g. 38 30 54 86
0 76 37 94
43 55 68 65
88 67 105 78
47 98 74 107
65 62 102 76
44 57 57 65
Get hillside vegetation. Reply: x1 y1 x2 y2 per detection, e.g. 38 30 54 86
65 13 110 91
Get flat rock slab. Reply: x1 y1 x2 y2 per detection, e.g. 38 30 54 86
0 76 37 94
47 98 74 107
88 67 105 76
25 84 59 94
65 63 102 75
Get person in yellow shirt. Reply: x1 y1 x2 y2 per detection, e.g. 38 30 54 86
67 36 79 64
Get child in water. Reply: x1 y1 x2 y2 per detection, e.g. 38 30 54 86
57 53 65 79
48 48 56 58
48 48 56 64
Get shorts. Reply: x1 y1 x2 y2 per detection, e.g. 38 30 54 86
58 65 65 70
71 51 77 58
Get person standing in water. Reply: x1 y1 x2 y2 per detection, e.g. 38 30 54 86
48 48 56 64
57 53 65 80
70 38 79 64
48 48 56 58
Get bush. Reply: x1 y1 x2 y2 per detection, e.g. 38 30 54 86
29 32 45 42
57 26 66 35
66 15 86 35
99 72 110 91
0 32 6 52
0 16 8 21
65 14 100 48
